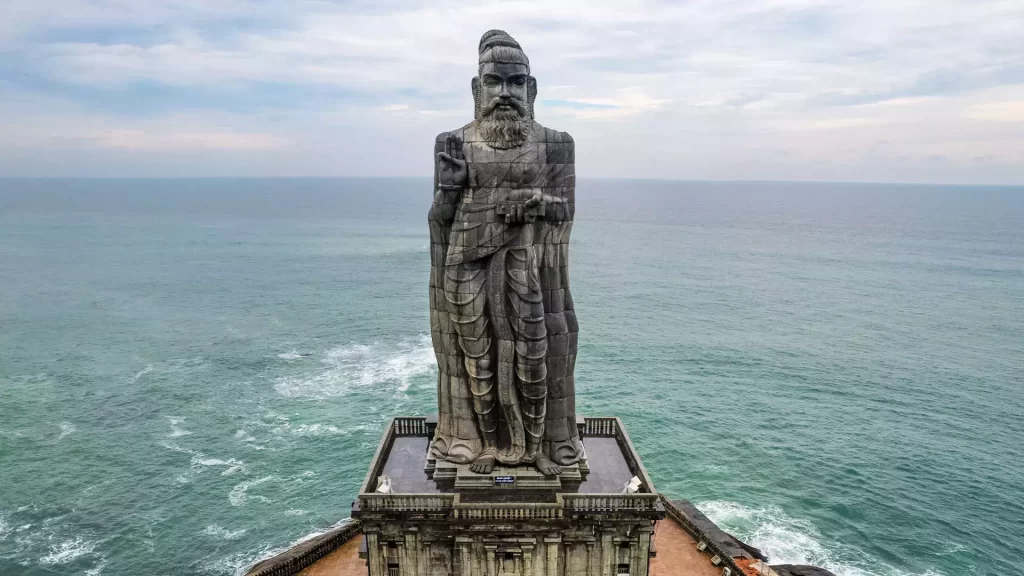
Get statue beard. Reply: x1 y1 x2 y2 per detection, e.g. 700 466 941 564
477 97 532 149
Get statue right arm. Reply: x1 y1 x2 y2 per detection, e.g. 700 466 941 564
429 132 465 226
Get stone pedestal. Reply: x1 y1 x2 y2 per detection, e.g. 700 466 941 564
353 417 663 576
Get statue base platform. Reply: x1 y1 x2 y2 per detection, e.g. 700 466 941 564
426 455 588 491
352 416 663 576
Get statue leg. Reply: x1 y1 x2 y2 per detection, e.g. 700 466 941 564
445 260 499 473
506 246 560 475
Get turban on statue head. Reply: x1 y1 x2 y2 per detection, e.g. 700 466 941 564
478 29 529 69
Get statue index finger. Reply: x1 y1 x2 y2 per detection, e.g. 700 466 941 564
451 135 464 161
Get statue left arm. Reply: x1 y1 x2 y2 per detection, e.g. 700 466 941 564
544 132 574 222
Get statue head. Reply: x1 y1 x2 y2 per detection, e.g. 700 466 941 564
473 30 537 149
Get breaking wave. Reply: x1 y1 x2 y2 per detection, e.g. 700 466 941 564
191 455 246 476
204 524 248 540
166 416 192 438
57 421 76 440
228 476 275 507
273 335 435 398
38 536 98 566
697 501 945 576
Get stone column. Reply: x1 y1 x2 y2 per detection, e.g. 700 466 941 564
395 540 405 576
523 543 535 576
600 528 615 576
634 525 653 576
417 533 429 576
366 533 383 576
457 537 474 576
588 541 599 576
544 535 560 576
402 529 418 576
485 544 498 576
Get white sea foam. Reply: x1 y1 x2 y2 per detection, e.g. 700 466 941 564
212 543 284 576
284 509 308 516
277 350 305 360
697 501 945 576
190 455 247 476
204 524 248 540
38 537 97 565
0 514 10 540
273 335 435 399
167 416 192 438
132 364 154 382
287 518 353 548
57 421 76 440
228 476 275 507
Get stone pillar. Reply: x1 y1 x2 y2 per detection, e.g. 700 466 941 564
588 541 599 576
402 529 418 576
417 534 429 576
634 525 653 576
366 533 382 576
485 544 498 576
395 540 405 576
523 543 535 576
600 528 615 576
544 535 560 576
457 537 474 576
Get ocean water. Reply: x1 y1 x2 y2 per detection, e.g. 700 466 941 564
0 178 1021 576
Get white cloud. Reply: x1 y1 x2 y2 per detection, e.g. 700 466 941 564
0 0 1022 181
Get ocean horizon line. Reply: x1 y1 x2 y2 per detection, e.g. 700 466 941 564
1 176 1022 188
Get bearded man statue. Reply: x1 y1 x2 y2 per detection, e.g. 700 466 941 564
428 30 581 476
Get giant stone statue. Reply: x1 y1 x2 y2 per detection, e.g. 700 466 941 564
429 30 580 476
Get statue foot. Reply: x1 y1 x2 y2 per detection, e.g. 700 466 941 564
469 454 496 474
535 455 563 476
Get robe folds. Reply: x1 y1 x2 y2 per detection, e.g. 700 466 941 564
428 121 582 467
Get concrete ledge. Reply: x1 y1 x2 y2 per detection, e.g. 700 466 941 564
244 519 362 576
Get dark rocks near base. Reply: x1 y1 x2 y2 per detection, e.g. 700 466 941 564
772 565 840 576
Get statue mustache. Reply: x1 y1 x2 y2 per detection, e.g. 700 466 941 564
481 97 528 119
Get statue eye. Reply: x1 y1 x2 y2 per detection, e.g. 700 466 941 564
513 77 526 86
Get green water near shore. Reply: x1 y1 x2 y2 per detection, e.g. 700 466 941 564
1 178 1021 575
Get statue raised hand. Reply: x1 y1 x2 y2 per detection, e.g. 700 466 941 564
436 134 467 190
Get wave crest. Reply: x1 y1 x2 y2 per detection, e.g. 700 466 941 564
697 501 945 576
273 335 435 399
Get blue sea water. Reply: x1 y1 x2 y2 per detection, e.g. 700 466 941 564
0 178 1021 576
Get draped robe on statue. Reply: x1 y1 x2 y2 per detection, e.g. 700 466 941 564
428 120 582 468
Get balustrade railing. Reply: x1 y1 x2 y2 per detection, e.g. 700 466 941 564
393 417 428 437
360 494 454 512
452 499 564 521
563 493 660 513
582 417 619 437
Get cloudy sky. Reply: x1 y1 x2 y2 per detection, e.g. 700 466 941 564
1 0 1022 183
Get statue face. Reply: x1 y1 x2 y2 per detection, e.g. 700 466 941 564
478 62 530 120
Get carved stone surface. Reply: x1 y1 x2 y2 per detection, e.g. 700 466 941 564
353 417 663 576
429 30 580 477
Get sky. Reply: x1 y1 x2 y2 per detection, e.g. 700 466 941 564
1 0 1022 183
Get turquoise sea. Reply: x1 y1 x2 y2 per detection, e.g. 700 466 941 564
0 178 1021 576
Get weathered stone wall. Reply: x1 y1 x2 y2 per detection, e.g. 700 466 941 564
360 518 654 576
244 519 362 576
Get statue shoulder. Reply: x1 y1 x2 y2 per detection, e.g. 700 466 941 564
535 125 574 146
533 125 574 164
